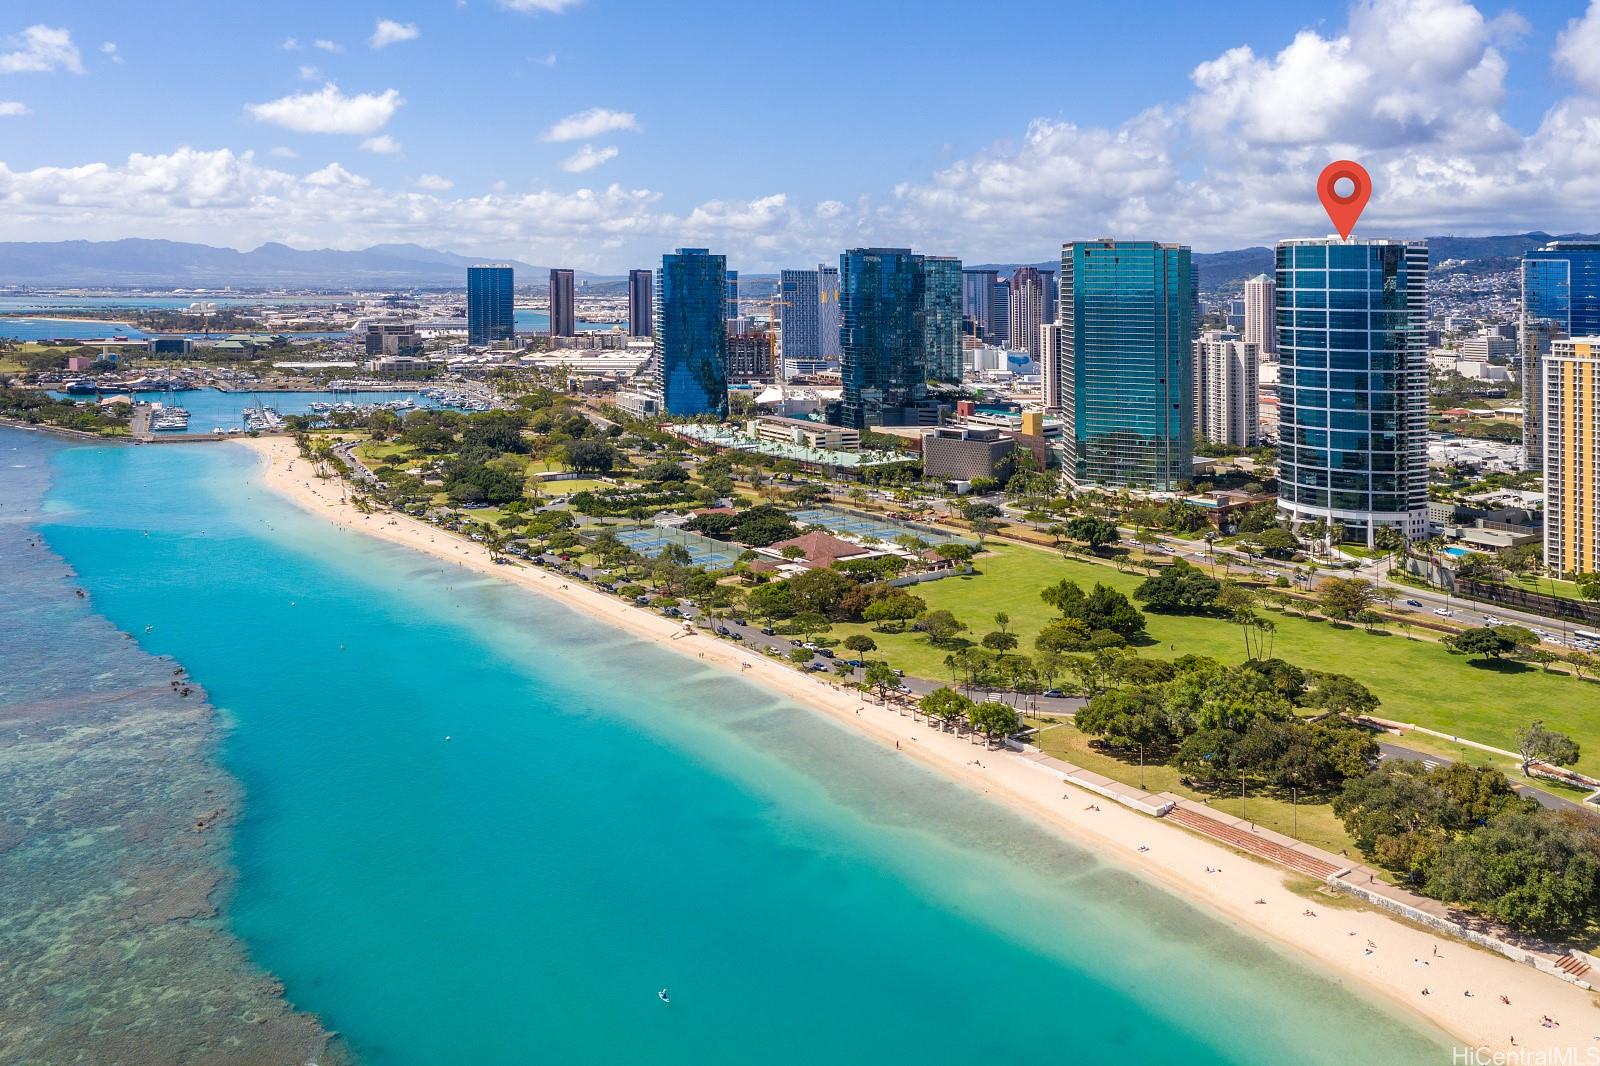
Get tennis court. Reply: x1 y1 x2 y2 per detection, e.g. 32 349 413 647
791 507 973 548
611 525 744 570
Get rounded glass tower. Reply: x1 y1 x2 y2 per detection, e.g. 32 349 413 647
1274 237 1429 546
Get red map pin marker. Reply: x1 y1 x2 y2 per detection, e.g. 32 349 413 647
1318 161 1371 240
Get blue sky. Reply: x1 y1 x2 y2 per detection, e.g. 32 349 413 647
3 0 1600 271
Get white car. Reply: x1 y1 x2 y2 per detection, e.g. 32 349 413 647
1434 607 1453 617
1482 616 1503 626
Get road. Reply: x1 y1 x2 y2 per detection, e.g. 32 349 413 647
1374 739 1587 813
532 547 1589 813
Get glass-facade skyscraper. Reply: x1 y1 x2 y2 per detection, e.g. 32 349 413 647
923 255 964 384
725 270 739 320
1275 237 1429 545
1058 240 1194 490
1523 241 1600 337
466 264 515 348
628 268 653 337
652 248 729 418
549 268 576 337
839 247 927 428
991 277 1010 346
961 268 999 340
817 265 840 359
1521 242 1600 476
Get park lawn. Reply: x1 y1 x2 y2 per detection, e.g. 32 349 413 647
459 507 507 527
533 478 611 495
1027 721 1364 859
355 440 416 465
824 542 1600 775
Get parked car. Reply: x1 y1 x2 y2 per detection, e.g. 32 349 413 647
1042 688 1065 698
815 648 834 658
760 626 776 636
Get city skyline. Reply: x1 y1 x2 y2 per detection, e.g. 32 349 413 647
6 1 1600 271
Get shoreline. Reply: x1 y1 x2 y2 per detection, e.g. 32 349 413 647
240 435 1598 1056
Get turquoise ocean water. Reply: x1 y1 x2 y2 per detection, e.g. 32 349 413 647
22 435 1450 1064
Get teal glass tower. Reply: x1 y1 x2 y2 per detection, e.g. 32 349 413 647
923 255 964 384
467 264 515 347
652 248 729 418
1274 237 1429 545
1057 240 1194 489
839 248 927 428
1523 241 1600 337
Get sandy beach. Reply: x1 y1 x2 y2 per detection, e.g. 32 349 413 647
241 435 1598 1057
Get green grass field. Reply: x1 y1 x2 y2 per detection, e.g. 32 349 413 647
1507 574 1590 603
826 543 1600 774
355 440 416 465
531 478 610 495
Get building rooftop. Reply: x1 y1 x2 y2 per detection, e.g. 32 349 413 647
767 530 873 568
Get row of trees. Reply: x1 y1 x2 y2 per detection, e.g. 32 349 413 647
1075 655 1381 790
918 688 1022 746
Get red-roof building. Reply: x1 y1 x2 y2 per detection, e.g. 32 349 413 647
766 530 874 568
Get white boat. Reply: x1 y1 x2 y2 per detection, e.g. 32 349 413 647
657 989 670 1004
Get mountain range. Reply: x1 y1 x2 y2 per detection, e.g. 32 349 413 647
0 233 1595 290
0 239 600 289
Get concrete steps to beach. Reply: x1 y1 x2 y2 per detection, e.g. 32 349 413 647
1161 805 1342 880
1556 954 1591 979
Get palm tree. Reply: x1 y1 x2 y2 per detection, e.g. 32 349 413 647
481 526 510 562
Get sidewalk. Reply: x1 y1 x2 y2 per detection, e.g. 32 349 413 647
1007 738 1597 992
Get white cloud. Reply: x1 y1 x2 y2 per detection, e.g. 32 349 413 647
247 83 403 135
0 25 83 74
560 144 617 173
313 39 343 53
100 42 122 64
281 37 301 51
542 107 639 142
499 0 583 12
370 19 420 49
19 0 1600 271
0 101 29 116
298 64 320 81
269 146 299 158
360 134 401 154
881 0 1557 258
0 147 676 270
304 162 369 188
1555 1 1600 95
